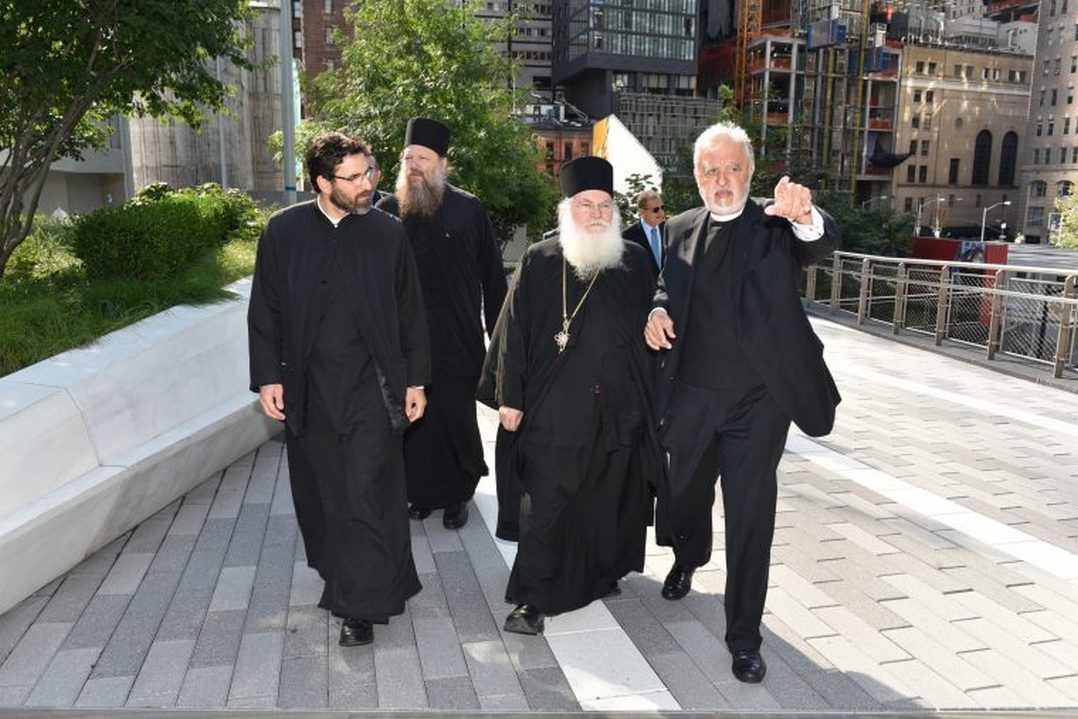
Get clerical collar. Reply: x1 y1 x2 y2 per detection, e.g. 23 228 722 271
709 207 744 223
316 196 347 228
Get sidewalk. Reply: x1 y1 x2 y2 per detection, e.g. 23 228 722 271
2 316 1078 714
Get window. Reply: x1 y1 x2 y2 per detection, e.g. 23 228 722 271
1072 57 1077 73
1073 146 1078 162
999 131 1018 186
908 140 917 154
921 140 930 156
913 90 922 102
1063 147 1069 163
912 115 920 129
904 197 913 212
975 194 982 208
949 158 960 184
926 90 934 102
1027 206 1045 226
1040 89 1046 107
954 64 963 78
564 142 573 161
1031 180 1047 198
928 62 937 74
1049 119 1056 136
324 0 333 12
916 60 925 73
907 164 916 183
324 27 333 45
918 165 927 183
1066 118 1072 135
948 193 958 207
1037 123 1044 136
1034 148 1041 164
1052 89 1058 106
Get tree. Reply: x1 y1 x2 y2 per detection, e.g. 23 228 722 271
0 0 253 278
1055 192 1078 249
305 0 556 245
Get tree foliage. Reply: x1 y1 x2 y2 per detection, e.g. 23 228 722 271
305 0 556 245
1055 192 1078 249
0 0 253 278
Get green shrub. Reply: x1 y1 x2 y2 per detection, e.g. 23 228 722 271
5 216 82 284
72 193 232 280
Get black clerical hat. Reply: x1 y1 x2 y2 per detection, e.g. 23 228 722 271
560 156 613 197
404 117 450 156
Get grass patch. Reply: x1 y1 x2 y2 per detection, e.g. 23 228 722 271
1 208 265 377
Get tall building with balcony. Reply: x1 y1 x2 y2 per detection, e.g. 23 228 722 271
552 0 720 169
890 43 1031 234
1018 0 1077 243
468 1 555 99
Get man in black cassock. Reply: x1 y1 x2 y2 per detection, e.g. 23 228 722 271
644 121 841 683
479 157 658 635
377 117 507 530
248 132 429 647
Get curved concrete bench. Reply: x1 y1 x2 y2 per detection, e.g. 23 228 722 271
0 278 278 614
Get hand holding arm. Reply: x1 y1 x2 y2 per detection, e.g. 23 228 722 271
644 308 676 350
499 406 524 432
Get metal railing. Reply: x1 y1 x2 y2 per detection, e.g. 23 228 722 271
804 251 1078 378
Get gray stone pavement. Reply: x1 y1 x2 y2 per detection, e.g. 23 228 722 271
3 316 1078 714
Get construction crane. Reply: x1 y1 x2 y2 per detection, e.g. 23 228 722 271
734 0 763 108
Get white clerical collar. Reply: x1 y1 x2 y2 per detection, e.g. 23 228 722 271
316 196 346 227
709 207 745 223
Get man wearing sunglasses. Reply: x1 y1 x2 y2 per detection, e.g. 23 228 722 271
622 189 667 277
248 131 429 647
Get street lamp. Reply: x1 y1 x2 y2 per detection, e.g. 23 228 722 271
980 200 1012 242
915 196 948 237
860 195 890 210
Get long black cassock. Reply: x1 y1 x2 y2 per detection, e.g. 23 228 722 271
378 187 507 509
478 237 660 615
248 202 430 622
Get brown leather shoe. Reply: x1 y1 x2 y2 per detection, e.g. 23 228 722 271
339 618 373 646
661 564 694 600
504 604 544 635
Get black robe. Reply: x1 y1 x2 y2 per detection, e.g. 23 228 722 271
247 202 430 622
378 186 507 509
478 237 660 615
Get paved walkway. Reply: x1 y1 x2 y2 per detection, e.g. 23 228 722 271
2 316 1078 714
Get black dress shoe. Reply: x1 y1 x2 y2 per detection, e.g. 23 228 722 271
504 604 544 635
442 502 468 529
661 564 694 600
731 648 766 683
339 618 373 646
408 503 432 520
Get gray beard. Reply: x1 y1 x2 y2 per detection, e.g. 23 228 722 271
557 200 624 280
397 173 445 220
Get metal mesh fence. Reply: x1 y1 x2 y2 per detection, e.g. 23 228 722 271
803 253 1078 378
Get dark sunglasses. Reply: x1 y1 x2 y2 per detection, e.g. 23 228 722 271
648 206 665 213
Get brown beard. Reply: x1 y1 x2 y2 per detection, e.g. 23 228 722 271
397 172 445 219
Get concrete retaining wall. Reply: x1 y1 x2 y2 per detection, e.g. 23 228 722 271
0 278 279 614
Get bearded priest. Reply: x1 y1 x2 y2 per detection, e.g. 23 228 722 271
478 156 660 635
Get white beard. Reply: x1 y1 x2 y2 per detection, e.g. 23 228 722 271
556 199 624 280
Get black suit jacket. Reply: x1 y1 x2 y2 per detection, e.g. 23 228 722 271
654 200 841 437
623 221 664 277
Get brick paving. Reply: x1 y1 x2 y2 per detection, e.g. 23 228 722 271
2 316 1078 713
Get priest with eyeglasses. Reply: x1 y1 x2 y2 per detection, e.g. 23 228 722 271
478 156 660 635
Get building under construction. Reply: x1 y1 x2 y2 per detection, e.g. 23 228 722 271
699 0 1033 210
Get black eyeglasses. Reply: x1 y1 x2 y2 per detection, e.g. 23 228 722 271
647 205 665 213
331 166 376 184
